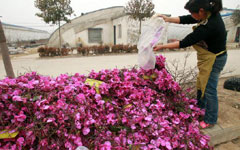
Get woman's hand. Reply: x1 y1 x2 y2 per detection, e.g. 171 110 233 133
153 44 164 51
152 13 180 24
152 14 170 22
153 42 180 51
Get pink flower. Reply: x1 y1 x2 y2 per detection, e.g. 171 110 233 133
74 137 82 146
100 141 112 150
56 99 65 107
65 141 73 150
77 94 85 103
12 89 22 96
35 111 44 119
11 144 17 150
64 85 74 93
166 141 173 150
95 94 101 101
173 117 180 125
17 137 24 146
75 121 81 129
42 105 50 110
122 117 128 123
9 104 16 111
12 96 22 102
75 112 81 120
47 117 56 123
131 124 136 130
106 113 116 125
200 137 207 146
179 112 190 119
14 111 26 122
145 115 152 121
82 127 90 135
26 131 33 137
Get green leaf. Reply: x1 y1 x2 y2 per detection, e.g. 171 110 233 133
34 0 74 25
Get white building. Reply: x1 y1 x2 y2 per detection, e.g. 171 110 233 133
48 6 240 47
221 8 240 43
2 23 50 43
48 6 140 47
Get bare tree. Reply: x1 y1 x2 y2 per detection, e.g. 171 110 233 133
0 21 15 78
231 8 240 44
166 53 198 99
231 9 240 25
166 52 235 99
125 0 155 34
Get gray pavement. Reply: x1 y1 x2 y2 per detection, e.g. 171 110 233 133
0 49 240 79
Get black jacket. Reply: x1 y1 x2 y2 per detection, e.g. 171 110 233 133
179 13 227 54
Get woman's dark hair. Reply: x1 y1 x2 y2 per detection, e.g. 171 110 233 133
184 0 223 14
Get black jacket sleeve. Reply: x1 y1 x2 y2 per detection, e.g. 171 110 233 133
180 25 210 48
179 15 198 24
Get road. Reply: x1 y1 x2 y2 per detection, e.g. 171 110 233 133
0 49 240 79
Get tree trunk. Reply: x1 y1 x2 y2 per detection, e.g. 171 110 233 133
0 21 15 78
58 20 62 55
139 19 142 34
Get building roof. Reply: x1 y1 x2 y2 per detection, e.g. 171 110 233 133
2 22 49 33
221 13 233 17
223 8 238 11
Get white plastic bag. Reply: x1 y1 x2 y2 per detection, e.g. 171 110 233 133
137 18 168 70
75 146 89 150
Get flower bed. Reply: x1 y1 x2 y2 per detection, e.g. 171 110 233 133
0 55 210 150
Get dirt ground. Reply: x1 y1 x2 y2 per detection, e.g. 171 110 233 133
214 76 240 149
218 76 240 113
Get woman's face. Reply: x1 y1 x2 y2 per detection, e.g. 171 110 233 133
191 12 201 20
190 8 207 21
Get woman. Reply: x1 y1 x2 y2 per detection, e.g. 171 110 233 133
154 0 227 129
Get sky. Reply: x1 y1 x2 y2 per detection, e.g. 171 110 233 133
0 0 239 33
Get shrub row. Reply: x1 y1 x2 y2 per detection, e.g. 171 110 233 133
38 45 138 57
37 47 70 57
77 44 138 56
77 45 110 56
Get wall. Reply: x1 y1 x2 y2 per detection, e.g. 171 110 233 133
223 16 240 43
71 21 113 47
113 16 129 45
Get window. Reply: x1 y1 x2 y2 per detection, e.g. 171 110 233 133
235 27 240 42
118 24 122 39
88 28 102 43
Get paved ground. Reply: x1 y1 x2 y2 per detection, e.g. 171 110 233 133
0 49 240 79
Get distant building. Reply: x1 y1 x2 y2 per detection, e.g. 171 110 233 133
2 23 50 43
48 6 139 47
221 8 240 43
48 6 240 48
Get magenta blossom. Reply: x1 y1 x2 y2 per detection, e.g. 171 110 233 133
14 111 26 122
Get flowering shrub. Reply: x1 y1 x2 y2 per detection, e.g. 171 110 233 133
0 55 211 150
38 47 70 57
